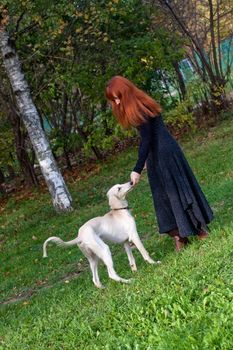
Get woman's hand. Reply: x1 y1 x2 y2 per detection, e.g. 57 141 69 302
130 171 141 186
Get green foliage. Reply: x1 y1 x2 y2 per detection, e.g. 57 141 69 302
49 128 81 156
0 114 15 169
83 110 136 155
2 0 185 160
164 99 195 130
0 117 233 349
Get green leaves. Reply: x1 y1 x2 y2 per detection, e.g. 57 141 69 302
0 114 14 168
0 0 186 179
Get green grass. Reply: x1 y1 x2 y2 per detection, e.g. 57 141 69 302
0 115 233 349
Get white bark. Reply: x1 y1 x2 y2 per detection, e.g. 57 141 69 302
0 28 73 211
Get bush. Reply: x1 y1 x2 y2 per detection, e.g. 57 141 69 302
164 100 196 133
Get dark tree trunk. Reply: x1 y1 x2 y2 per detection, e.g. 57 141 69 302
61 91 72 169
0 168 5 195
101 101 112 136
158 0 229 115
64 149 72 169
173 61 186 100
161 70 176 104
7 164 15 180
0 168 5 184
209 81 228 117
9 109 39 186
91 145 103 160
70 104 103 160
76 124 103 160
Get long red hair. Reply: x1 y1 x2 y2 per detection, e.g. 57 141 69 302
105 76 162 127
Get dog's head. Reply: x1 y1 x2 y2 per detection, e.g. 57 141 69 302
107 182 134 209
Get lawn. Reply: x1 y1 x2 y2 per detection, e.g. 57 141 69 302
0 115 233 350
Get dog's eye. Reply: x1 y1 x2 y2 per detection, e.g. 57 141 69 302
118 187 121 191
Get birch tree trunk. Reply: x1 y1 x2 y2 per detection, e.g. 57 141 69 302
0 28 73 211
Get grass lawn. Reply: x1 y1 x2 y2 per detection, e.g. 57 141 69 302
0 115 233 350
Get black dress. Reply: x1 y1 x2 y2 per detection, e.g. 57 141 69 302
133 115 213 238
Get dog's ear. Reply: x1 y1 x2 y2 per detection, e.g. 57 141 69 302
106 189 111 198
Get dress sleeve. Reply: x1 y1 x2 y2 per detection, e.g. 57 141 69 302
133 120 152 174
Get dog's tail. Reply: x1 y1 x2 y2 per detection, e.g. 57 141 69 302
43 236 79 258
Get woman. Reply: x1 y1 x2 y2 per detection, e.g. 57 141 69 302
105 76 214 251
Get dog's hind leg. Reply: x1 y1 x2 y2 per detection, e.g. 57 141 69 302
124 242 137 272
91 236 131 284
89 256 103 289
78 242 103 288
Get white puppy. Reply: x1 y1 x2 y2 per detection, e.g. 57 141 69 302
43 182 158 288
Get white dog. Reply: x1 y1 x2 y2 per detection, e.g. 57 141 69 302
43 182 158 288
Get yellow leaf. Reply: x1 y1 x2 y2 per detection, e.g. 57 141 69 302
75 12 83 18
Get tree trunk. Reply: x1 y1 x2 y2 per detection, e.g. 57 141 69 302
9 109 39 186
76 124 103 160
173 61 186 100
158 0 228 114
101 101 112 136
7 164 15 180
70 103 103 160
209 81 228 116
0 168 5 195
0 28 72 211
161 70 176 104
61 91 72 169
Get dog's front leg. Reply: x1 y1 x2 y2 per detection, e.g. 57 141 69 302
124 242 137 272
130 230 155 264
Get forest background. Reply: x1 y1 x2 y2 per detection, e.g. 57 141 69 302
0 0 232 207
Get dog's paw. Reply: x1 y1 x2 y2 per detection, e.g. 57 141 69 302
126 278 134 284
146 258 156 264
130 264 137 272
120 278 132 284
148 259 162 265
95 283 105 289
96 284 105 289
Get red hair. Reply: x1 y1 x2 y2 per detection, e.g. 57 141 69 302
105 76 162 127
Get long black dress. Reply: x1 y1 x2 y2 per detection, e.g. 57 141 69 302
133 115 213 238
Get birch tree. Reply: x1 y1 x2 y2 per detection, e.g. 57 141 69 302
0 9 72 211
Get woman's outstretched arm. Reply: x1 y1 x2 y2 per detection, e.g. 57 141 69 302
133 120 152 174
